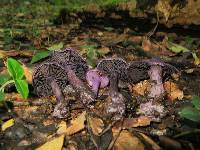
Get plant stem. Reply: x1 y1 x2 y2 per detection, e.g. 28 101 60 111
0 80 15 92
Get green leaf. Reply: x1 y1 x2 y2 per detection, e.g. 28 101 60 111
81 45 99 67
15 79 29 99
168 43 190 53
179 106 200 122
7 58 24 79
47 42 64 51
30 51 51 64
192 97 200 110
0 91 5 102
0 74 10 85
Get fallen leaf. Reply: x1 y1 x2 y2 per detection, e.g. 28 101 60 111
139 133 160 150
164 81 184 102
88 116 104 136
98 47 110 55
112 130 145 150
0 50 33 59
142 39 160 52
22 64 33 84
192 52 200 66
114 116 151 129
36 135 64 150
129 80 150 96
65 111 86 135
1 119 14 131
57 121 67 135
155 0 172 21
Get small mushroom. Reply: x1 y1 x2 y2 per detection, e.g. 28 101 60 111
127 58 178 98
86 69 109 97
32 62 69 118
97 57 128 82
66 68 96 105
33 62 68 97
50 48 89 80
106 73 126 120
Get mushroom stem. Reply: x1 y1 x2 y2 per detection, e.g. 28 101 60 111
107 74 126 120
50 79 65 103
91 80 100 97
66 69 96 105
148 65 165 98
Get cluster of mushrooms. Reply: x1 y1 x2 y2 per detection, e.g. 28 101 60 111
33 48 178 121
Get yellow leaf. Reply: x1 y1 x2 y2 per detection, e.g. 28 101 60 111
57 121 67 135
1 119 14 131
36 135 64 150
164 81 184 102
112 130 145 150
65 111 86 135
88 116 104 136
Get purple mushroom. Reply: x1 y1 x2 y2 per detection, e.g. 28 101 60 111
86 69 109 97
97 58 128 82
50 48 89 80
85 58 128 97
65 68 96 105
32 62 69 118
127 58 178 98
106 74 126 120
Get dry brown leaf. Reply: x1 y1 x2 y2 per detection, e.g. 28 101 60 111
129 80 150 96
112 130 145 150
98 47 110 55
66 140 78 150
114 116 151 129
22 64 33 84
88 116 104 136
57 121 67 135
155 0 171 21
5 93 25 101
139 133 160 150
65 111 86 135
164 81 184 102
36 135 64 150
0 50 33 58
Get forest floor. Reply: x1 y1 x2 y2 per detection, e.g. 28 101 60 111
0 1 200 150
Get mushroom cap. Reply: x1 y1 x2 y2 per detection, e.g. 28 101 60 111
32 62 68 97
50 48 88 80
86 69 109 88
126 58 178 83
97 58 128 82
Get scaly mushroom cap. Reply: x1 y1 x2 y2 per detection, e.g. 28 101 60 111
126 61 149 83
126 58 178 83
50 48 88 80
97 58 128 82
32 62 68 97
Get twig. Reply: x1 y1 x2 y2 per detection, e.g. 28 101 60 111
173 129 200 138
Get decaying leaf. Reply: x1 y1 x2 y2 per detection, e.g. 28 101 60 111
139 133 160 150
114 116 151 129
0 50 33 59
112 130 145 150
57 121 67 135
164 81 184 102
129 80 150 96
98 47 110 55
22 64 33 84
65 111 86 135
1 119 14 131
36 135 64 150
155 0 172 22
88 116 104 136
